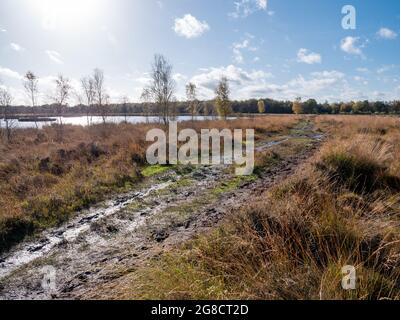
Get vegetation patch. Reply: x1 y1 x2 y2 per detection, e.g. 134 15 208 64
141 165 171 177
317 137 400 193
212 175 257 196
123 172 400 300
254 150 281 175
115 117 400 300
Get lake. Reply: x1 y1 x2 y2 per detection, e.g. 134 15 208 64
0 115 235 129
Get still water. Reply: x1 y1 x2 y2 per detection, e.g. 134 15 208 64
0 115 234 129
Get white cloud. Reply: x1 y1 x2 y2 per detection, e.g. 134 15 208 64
377 27 397 40
232 36 258 64
233 39 250 50
0 28 6 33
242 70 345 101
135 77 152 86
189 66 351 102
372 91 386 99
107 31 118 46
297 48 322 64
352 76 368 85
377 65 396 74
233 49 244 64
257 0 267 10
45 50 64 64
10 43 25 52
311 70 344 79
356 67 369 73
173 73 188 82
289 71 344 94
229 0 269 18
101 26 118 46
0 66 22 80
232 40 249 64
340 37 363 56
190 65 272 99
156 1 163 9
173 14 210 39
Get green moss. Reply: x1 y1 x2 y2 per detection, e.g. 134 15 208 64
173 164 196 175
212 175 257 196
170 177 194 189
141 165 171 177
126 200 147 211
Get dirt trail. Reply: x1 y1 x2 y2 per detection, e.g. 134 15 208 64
0 120 324 300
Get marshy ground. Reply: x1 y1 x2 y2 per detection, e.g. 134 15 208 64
1 115 399 300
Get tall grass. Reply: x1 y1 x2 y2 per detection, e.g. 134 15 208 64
116 115 400 300
0 117 298 253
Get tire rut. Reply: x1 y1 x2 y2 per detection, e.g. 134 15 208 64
0 124 324 300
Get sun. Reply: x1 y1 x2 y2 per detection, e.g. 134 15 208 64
30 0 103 30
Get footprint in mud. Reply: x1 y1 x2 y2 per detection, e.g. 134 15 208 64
151 229 170 243
27 239 51 253
90 221 119 235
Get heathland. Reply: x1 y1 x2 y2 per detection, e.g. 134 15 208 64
0 115 399 300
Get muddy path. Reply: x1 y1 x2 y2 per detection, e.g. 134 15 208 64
0 120 324 300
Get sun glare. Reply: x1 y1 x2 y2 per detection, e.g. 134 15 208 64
31 0 102 30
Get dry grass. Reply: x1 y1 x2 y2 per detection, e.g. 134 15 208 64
116 115 400 300
0 116 298 253
0 123 150 252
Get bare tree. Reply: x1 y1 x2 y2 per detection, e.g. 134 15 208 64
53 75 71 124
140 87 152 123
145 54 175 125
120 96 130 123
186 82 198 122
0 87 15 143
51 75 71 141
23 71 39 128
103 93 111 124
92 69 108 124
81 76 95 126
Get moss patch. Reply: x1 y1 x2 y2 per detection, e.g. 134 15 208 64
141 165 171 177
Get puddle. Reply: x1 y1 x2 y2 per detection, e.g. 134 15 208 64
256 138 289 152
0 181 172 280
0 130 325 299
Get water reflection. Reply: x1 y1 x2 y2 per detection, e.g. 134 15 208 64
0 115 235 129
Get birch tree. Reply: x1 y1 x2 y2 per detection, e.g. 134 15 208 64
214 77 232 119
186 82 198 122
146 55 175 125
0 87 15 143
23 71 39 128
93 69 108 124
81 76 95 126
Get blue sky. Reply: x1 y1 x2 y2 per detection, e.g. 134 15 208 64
0 0 399 104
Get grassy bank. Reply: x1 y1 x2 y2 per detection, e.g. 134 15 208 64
0 116 298 254
112 115 400 300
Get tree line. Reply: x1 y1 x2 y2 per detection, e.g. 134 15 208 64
290 98 400 115
1 53 400 143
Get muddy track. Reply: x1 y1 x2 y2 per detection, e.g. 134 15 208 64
0 122 324 300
